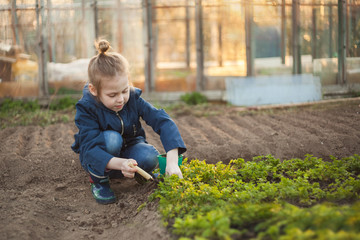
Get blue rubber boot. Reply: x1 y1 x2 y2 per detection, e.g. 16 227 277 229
89 175 116 204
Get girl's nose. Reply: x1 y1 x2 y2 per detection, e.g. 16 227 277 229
117 94 124 103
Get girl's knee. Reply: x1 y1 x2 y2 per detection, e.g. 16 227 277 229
103 130 123 156
140 146 159 172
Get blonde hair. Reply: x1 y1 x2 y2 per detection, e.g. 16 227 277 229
88 39 129 94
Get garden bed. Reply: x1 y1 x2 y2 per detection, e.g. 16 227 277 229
0 98 359 239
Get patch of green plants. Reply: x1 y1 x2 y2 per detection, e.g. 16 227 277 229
49 87 82 95
180 92 208 105
49 96 78 110
350 91 360 97
0 98 76 128
150 154 360 240
0 98 40 113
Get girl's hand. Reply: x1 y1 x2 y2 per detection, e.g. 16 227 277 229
166 148 183 179
106 157 138 178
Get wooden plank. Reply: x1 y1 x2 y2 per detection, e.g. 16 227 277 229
0 82 39 98
0 56 16 63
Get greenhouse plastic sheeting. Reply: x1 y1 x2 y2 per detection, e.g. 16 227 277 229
226 74 322 106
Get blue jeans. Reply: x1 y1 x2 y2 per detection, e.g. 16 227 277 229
103 130 159 178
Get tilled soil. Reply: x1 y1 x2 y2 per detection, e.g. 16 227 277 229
0 98 359 240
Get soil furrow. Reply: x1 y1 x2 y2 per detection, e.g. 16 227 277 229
295 111 360 141
187 116 225 145
15 126 36 158
177 116 214 146
236 115 268 138
226 115 274 157
0 127 17 152
314 111 360 133
206 115 246 143
277 113 328 138
199 117 236 145
0 128 19 161
271 114 334 158
228 115 279 157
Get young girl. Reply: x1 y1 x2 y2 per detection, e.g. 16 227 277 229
71 40 186 204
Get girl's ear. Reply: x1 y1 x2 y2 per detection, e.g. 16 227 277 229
88 83 97 96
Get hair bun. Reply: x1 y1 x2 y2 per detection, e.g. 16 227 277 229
97 40 110 54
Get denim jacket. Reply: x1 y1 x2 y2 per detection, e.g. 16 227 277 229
71 84 186 176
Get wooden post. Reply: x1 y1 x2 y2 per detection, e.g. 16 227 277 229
93 0 99 40
245 1 254 76
338 0 347 84
195 0 204 91
113 0 121 52
185 0 191 68
350 3 357 57
142 0 155 92
312 6 317 60
292 0 301 74
152 0 158 81
346 0 350 57
217 0 223 67
36 0 49 97
329 5 333 57
48 0 56 62
81 0 86 58
11 0 20 45
281 0 286 64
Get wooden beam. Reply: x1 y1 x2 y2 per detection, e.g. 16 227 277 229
11 0 20 45
329 5 333 57
152 0 158 84
48 0 56 62
195 0 204 91
292 0 301 74
185 0 190 68
93 0 99 40
281 0 286 64
245 1 254 76
142 0 155 92
81 0 86 58
218 0 223 67
338 0 347 84
346 0 350 57
36 0 49 97
312 6 317 60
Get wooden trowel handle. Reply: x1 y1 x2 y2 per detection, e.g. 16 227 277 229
128 163 154 181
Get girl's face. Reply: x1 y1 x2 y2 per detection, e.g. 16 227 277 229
90 74 130 112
